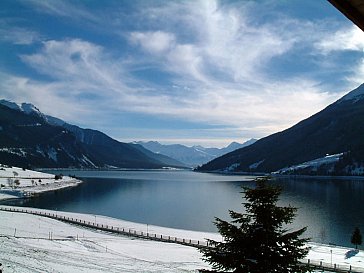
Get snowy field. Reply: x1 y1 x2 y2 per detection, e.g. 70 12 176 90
0 166 82 200
0 208 212 273
1 207 364 273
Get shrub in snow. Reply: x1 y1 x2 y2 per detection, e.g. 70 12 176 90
14 179 20 187
55 174 63 180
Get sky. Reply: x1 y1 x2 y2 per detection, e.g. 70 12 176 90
0 0 363 148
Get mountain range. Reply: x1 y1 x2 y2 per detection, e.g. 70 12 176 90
135 139 257 167
0 100 185 169
197 84 364 176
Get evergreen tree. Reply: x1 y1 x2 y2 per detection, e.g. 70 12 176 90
351 227 362 249
200 177 310 273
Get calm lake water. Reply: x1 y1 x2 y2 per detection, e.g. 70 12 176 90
3 170 364 247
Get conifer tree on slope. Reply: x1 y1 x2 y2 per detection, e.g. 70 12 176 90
200 177 310 273
351 227 362 249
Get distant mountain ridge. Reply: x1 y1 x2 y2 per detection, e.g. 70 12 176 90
0 100 185 169
136 139 257 167
197 84 364 176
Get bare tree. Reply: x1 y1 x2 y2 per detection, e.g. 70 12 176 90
7 178 14 189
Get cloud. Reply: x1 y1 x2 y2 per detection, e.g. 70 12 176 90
315 26 364 54
23 0 97 22
0 72 93 123
3 36 338 138
128 1 296 84
312 25 364 88
0 22 41 45
129 31 176 54
0 0 357 142
347 59 364 87
21 39 114 85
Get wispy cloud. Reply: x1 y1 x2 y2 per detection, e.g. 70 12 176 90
315 26 364 54
130 31 176 54
313 25 364 87
23 0 98 22
0 22 41 45
2 36 339 138
0 0 361 144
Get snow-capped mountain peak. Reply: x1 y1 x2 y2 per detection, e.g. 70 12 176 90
20 102 42 115
0 99 22 111
339 83 364 102
0 99 51 122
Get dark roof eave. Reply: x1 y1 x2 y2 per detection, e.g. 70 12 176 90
328 0 364 32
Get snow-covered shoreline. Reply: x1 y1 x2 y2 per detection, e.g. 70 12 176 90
0 166 82 201
1 206 364 272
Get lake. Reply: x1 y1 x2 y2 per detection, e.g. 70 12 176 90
3 170 364 247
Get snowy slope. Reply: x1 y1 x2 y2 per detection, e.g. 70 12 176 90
274 153 344 174
0 208 213 273
339 83 364 102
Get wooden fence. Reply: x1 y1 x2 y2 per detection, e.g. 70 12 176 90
0 206 209 248
1 206 363 272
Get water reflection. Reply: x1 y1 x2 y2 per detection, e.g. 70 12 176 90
272 177 364 246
